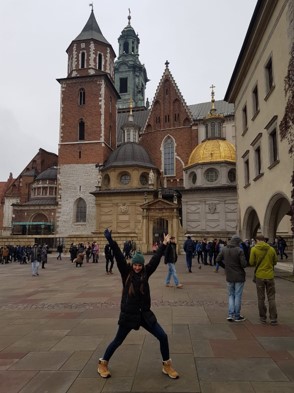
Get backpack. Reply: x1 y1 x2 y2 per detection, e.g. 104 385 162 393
186 240 194 253
196 243 202 252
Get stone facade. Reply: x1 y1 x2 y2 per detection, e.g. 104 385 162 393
225 0 293 242
56 164 97 236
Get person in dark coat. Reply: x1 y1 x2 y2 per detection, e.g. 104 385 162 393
183 235 194 272
164 236 183 288
97 229 179 380
104 243 114 274
216 234 247 322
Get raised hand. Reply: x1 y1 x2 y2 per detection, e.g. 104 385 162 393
104 228 113 242
163 233 171 245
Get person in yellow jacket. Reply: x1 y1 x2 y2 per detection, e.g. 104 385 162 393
249 234 278 325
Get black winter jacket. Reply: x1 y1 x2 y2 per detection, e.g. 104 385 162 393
110 240 167 330
164 242 177 264
216 238 247 282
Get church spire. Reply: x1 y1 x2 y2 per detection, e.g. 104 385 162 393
115 11 149 110
74 9 110 45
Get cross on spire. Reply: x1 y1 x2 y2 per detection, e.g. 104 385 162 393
89 3 94 11
128 8 131 25
165 60 170 68
210 84 216 112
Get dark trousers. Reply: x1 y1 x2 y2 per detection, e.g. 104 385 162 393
256 278 277 321
103 320 169 361
106 257 114 273
185 252 193 271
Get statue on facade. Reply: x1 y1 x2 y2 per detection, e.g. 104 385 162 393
149 169 155 185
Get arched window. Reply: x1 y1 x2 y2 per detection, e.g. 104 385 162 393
98 53 103 70
163 136 175 176
80 51 86 68
78 119 85 140
79 89 85 105
123 41 129 54
76 198 86 222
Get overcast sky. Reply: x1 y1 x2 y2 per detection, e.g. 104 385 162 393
0 0 257 181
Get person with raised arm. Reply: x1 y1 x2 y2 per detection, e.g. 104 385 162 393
97 229 179 380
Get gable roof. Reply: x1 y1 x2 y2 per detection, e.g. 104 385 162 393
143 63 193 130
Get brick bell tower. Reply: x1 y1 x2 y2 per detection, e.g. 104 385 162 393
56 8 119 237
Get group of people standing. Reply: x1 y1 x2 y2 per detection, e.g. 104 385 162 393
182 233 282 325
97 229 281 380
215 234 278 325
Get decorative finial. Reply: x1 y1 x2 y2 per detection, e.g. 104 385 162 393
128 8 131 25
210 84 216 112
165 60 170 68
89 3 94 11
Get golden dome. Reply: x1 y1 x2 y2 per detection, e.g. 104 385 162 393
187 139 236 166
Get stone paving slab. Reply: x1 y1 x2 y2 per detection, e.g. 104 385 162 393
0 253 293 392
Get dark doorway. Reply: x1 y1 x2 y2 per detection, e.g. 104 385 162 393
153 218 168 244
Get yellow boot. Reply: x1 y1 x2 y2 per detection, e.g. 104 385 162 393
162 359 179 379
97 358 111 378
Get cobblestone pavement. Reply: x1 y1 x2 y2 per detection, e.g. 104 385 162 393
0 253 293 393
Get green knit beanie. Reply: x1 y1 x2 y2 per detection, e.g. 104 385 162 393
131 251 145 265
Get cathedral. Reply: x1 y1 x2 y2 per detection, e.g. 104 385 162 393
0 10 237 251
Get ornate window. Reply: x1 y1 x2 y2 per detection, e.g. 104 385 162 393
75 198 86 222
163 136 175 176
120 173 130 185
204 168 219 182
189 171 197 185
228 168 236 183
140 173 148 186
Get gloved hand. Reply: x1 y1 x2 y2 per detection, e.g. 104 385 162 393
104 228 113 242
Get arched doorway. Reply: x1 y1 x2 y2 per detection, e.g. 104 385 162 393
242 207 260 240
263 193 291 242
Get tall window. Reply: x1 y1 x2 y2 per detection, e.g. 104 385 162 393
255 146 262 176
79 89 85 105
265 57 274 94
98 53 103 70
269 128 278 163
266 117 279 165
119 77 128 93
206 121 222 138
80 51 86 68
242 104 248 131
244 158 250 186
163 137 175 176
252 84 259 116
78 119 85 140
76 198 86 222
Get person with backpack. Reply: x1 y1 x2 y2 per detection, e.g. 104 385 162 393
249 234 278 325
